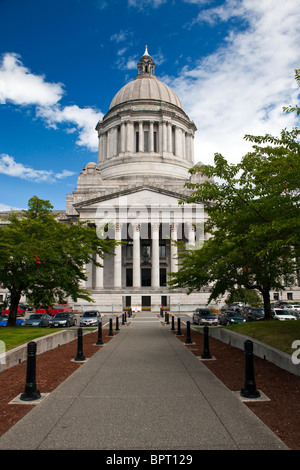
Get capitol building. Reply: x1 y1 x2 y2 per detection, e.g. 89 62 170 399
65 47 211 313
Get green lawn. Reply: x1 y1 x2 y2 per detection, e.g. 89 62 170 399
0 327 62 351
223 321 300 355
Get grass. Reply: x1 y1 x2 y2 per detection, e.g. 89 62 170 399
0 327 63 351
223 321 300 355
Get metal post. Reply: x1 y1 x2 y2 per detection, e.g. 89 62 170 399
185 321 192 344
122 313 125 325
108 318 114 336
96 321 103 345
176 317 182 336
171 315 175 331
166 312 169 325
115 316 120 331
75 328 85 361
201 326 212 359
20 342 41 401
241 340 260 398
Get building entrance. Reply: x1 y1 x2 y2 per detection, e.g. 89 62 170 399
142 295 151 310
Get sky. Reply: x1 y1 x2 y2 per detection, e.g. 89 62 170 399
0 0 299 210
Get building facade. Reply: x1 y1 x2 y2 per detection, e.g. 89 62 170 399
65 47 211 312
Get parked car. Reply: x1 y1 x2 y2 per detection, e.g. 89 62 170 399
79 310 101 327
241 306 265 321
218 310 246 325
0 315 24 326
36 304 72 316
22 313 52 327
272 309 297 321
287 304 300 313
49 312 77 328
1 306 26 316
192 308 218 326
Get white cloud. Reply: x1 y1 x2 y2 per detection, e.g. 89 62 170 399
0 53 101 152
128 0 167 9
0 154 75 183
36 104 102 151
0 53 63 106
166 0 300 164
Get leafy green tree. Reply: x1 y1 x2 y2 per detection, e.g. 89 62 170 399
0 196 116 326
170 70 300 320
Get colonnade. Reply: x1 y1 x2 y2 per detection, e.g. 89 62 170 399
88 221 196 290
98 119 194 163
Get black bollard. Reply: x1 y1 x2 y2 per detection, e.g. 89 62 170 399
124 311 127 323
240 340 260 398
20 342 41 401
160 307 163 317
96 321 103 345
170 315 175 331
75 327 85 361
108 318 114 336
115 316 120 331
185 321 192 344
122 313 125 325
201 326 212 359
176 317 182 335
166 312 169 325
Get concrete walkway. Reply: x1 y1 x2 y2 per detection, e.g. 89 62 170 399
0 311 288 450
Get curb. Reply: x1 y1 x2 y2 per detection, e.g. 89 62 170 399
0 329 78 373
202 327 300 376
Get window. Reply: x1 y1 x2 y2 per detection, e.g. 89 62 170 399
287 292 293 300
159 242 166 258
126 268 133 287
144 131 149 152
153 131 157 152
125 296 131 307
160 268 167 286
142 268 151 286
136 132 139 152
273 293 279 301
126 241 133 259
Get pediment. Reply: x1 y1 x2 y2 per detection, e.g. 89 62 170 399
74 185 193 210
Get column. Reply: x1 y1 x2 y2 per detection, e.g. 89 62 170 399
95 253 104 288
170 223 178 274
162 121 167 152
151 223 160 287
149 121 154 152
139 121 144 152
121 122 126 152
126 121 134 152
133 223 141 287
167 122 172 153
114 223 122 288
187 223 196 247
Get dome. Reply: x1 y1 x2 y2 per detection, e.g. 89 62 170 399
109 76 183 110
109 46 183 110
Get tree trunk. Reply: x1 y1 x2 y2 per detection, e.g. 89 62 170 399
7 290 21 327
261 288 272 320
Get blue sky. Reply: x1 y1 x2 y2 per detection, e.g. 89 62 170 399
0 0 299 210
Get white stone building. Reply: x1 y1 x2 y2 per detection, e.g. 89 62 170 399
65 47 211 313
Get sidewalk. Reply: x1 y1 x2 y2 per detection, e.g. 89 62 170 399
0 311 288 450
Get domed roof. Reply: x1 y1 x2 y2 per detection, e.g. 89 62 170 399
109 47 183 110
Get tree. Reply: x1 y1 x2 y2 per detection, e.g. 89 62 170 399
0 196 116 326
170 70 300 320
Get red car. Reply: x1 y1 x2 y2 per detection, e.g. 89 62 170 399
36 304 72 316
1 306 26 316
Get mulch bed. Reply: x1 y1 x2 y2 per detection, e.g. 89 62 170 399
0 319 299 450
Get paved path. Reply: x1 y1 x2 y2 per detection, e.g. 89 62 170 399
0 311 288 450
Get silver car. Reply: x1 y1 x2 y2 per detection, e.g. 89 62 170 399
80 310 101 327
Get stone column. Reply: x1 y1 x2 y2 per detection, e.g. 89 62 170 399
170 223 178 274
120 122 126 153
167 122 172 153
149 121 154 152
114 223 122 288
151 223 160 287
139 121 144 152
133 223 141 287
126 121 134 152
162 121 167 152
95 253 104 288
188 223 196 247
